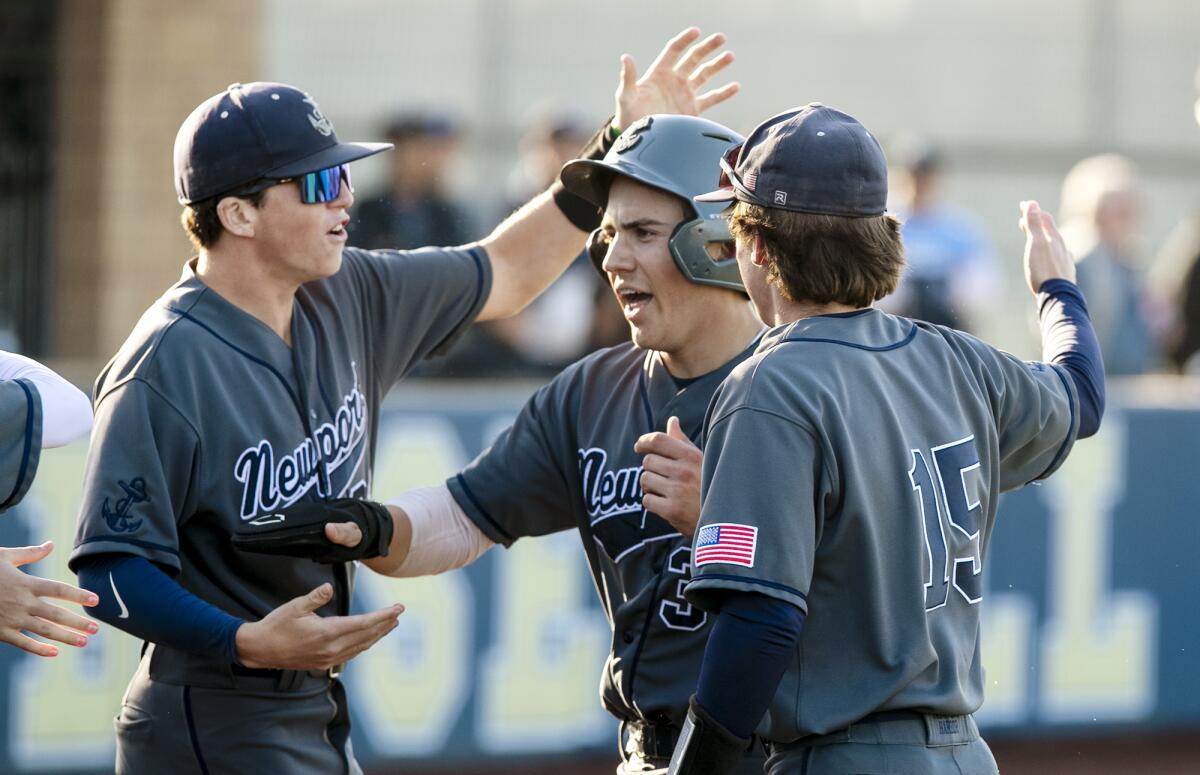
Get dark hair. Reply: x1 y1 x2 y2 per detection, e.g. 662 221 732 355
728 203 905 307
180 190 266 250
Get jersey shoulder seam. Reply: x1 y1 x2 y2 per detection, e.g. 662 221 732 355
96 291 207 404
95 376 203 445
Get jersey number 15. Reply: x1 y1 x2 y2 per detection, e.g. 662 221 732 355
908 435 984 611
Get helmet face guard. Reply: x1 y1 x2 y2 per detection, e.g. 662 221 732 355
586 215 742 293
564 115 746 293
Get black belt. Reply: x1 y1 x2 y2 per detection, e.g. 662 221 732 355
623 720 766 762
624 720 679 760
230 663 341 691
853 709 927 725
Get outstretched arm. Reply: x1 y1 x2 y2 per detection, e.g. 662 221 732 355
322 486 496 577
1019 201 1105 438
477 27 740 321
77 553 403 671
0 351 92 448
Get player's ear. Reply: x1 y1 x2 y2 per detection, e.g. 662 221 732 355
750 233 767 267
216 195 259 239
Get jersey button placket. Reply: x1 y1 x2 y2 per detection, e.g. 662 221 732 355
622 630 635 644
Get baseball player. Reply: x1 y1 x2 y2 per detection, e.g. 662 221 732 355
0 351 97 657
661 105 1105 774
68 28 739 775
245 112 770 774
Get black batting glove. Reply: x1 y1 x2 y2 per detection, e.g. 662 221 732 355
232 498 393 564
667 696 752 775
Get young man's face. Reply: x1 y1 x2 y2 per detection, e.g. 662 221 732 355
600 177 733 354
249 172 354 284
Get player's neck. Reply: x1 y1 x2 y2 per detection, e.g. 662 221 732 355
194 250 299 346
660 302 763 379
763 293 861 327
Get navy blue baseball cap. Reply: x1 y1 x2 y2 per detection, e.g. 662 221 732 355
696 103 888 217
174 82 393 204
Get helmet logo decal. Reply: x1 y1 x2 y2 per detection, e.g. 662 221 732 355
614 116 653 154
303 94 334 137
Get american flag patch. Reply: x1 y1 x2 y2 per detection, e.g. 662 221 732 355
743 170 758 191
694 523 758 568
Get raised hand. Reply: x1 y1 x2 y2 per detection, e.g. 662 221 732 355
0 541 99 657
234 583 402 671
1019 200 1077 294
615 27 740 131
636 416 704 538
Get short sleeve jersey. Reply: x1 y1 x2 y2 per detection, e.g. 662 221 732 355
447 336 761 727
0 378 42 513
685 309 1079 742
69 246 490 685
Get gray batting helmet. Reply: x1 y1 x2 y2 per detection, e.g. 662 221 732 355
560 114 745 292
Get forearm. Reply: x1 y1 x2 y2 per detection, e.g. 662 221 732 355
475 120 617 321
694 592 806 739
0 352 92 447
76 554 243 663
366 485 495 577
1038 279 1105 438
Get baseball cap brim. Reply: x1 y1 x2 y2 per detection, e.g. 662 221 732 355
266 140 393 179
694 187 737 203
561 157 692 209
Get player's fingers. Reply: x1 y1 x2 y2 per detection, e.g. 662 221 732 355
675 32 727 75
641 494 681 526
649 27 702 72
2 541 53 568
634 432 675 456
293 583 334 614
0 631 59 658
687 51 735 88
324 521 363 548
639 470 670 497
640 452 676 475
666 416 688 441
618 54 637 97
30 576 101 608
21 616 89 648
329 613 400 659
324 604 404 638
694 82 741 114
30 601 99 636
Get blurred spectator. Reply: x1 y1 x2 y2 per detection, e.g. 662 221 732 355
427 109 625 378
1150 65 1200 375
1059 154 1158 375
350 112 477 250
1153 214 1200 373
883 144 998 333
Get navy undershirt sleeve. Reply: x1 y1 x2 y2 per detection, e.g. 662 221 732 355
1038 279 1105 438
694 591 806 739
76 554 244 664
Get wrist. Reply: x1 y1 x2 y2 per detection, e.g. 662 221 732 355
233 621 263 668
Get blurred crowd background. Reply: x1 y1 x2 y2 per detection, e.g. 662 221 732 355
4 0 1200 384
1 1 1199 774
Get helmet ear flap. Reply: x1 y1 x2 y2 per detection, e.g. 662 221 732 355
668 217 745 293
586 228 611 275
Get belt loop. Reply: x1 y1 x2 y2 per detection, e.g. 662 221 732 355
275 669 306 692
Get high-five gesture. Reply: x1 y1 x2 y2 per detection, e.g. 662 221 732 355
1019 200 1077 294
0 541 99 657
615 27 740 131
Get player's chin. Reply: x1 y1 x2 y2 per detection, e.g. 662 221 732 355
315 246 345 278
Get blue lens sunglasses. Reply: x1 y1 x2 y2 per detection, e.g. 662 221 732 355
231 163 353 204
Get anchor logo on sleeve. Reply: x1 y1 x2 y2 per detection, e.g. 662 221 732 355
101 477 148 533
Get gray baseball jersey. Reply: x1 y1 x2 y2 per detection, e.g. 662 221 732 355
685 309 1079 743
0 378 42 513
447 335 761 728
69 245 490 687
